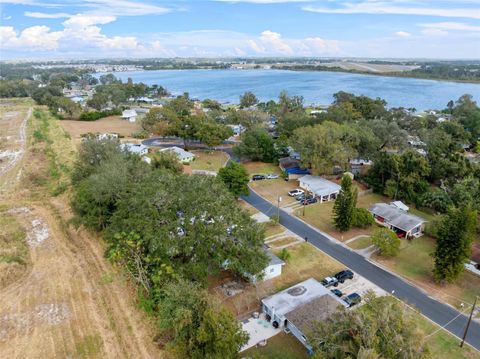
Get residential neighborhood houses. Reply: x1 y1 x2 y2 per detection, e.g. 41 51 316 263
369 202 427 238
121 109 137 123
160 146 196 163
298 175 341 203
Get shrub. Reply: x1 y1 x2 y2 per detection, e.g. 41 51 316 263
352 208 375 228
278 248 291 262
79 108 121 121
371 227 401 257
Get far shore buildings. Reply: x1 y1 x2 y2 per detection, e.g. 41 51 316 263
261 278 346 352
369 203 427 238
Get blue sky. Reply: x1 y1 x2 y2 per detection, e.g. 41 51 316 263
1 0 479 59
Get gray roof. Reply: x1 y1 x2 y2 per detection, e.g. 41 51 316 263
266 249 285 267
161 146 195 161
369 203 426 232
262 278 335 318
285 294 343 333
299 175 341 197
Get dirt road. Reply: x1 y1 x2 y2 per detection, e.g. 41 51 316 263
0 101 163 359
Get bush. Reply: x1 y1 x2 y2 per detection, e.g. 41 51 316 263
352 207 375 228
79 108 121 121
270 214 280 224
131 130 149 139
278 248 291 262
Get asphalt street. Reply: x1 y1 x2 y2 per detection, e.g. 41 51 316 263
243 189 480 351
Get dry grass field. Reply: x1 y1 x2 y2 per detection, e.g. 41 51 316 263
59 116 141 141
0 103 164 359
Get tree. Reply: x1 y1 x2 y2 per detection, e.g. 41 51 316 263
309 293 430 359
234 127 277 162
433 205 477 283
352 208 375 228
291 121 358 174
150 150 183 174
217 162 250 197
333 175 358 231
239 91 258 108
157 280 248 359
196 120 233 149
371 227 401 257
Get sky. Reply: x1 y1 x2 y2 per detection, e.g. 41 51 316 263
0 0 479 60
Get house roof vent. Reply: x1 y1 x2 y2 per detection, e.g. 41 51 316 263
287 286 307 297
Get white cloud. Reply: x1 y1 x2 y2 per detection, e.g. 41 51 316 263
259 30 294 54
214 0 311 3
24 11 70 18
420 22 480 32
62 14 116 28
421 28 449 36
395 31 411 37
303 2 480 20
0 25 62 50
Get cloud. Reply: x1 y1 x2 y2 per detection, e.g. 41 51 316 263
259 30 294 54
0 25 62 50
303 1 480 20
62 14 116 28
214 0 311 3
395 31 411 37
420 22 480 32
24 11 70 18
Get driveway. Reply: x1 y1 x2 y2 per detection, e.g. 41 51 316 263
243 189 480 351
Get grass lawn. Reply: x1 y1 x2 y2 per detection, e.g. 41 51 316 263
241 332 309 359
267 237 299 248
263 222 286 238
373 236 480 310
190 150 229 172
250 179 299 206
347 236 372 250
242 161 282 176
238 199 259 215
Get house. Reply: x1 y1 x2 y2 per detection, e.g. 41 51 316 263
160 146 196 163
369 203 427 238
97 133 118 140
261 278 346 351
247 248 284 283
390 201 409 212
278 157 310 180
349 159 373 176
287 146 301 160
121 109 137 123
298 175 341 202
228 124 244 136
121 143 148 156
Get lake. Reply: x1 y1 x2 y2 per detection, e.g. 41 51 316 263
111 69 480 111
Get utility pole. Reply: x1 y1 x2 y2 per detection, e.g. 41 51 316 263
277 195 282 221
460 296 477 348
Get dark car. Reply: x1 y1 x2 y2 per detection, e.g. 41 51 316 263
252 174 266 181
301 197 318 205
334 269 354 283
344 293 362 307
330 289 343 297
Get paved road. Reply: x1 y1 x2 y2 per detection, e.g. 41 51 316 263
243 189 480 351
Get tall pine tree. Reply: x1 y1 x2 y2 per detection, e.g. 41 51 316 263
433 205 477 283
333 174 358 231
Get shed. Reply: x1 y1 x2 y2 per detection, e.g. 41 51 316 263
247 248 285 283
121 109 137 123
298 175 341 202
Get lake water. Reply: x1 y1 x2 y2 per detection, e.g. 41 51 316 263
111 69 480 111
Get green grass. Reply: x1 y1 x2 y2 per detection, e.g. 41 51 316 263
263 222 286 238
243 162 282 176
241 332 309 359
190 150 229 172
347 236 372 250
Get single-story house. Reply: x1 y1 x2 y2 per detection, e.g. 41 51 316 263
261 278 346 351
97 133 118 141
349 159 373 176
298 175 341 202
121 143 148 156
160 146 196 163
390 201 409 212
278 157 311 180
121 109 137 123
228 124 244 136
287 146 301 160
369 203 427 238
247 248 284 283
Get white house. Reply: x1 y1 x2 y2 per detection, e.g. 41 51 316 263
97 133 118 140
160 146 196 163
298 175 341 202
121 143 148 156
261 278 346 351
121 109 137 123
369 203 427 238
390 201 409 212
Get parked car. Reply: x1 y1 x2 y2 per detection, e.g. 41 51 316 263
252 174 266 181
321 276 339 287
301 197 318 205
330 289 343 297
288 189 304 197
334 269 354 283
265 173 279 179
344 293 362 307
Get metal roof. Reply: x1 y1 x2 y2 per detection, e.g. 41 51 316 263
299 175 341 197
369 203 426 232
